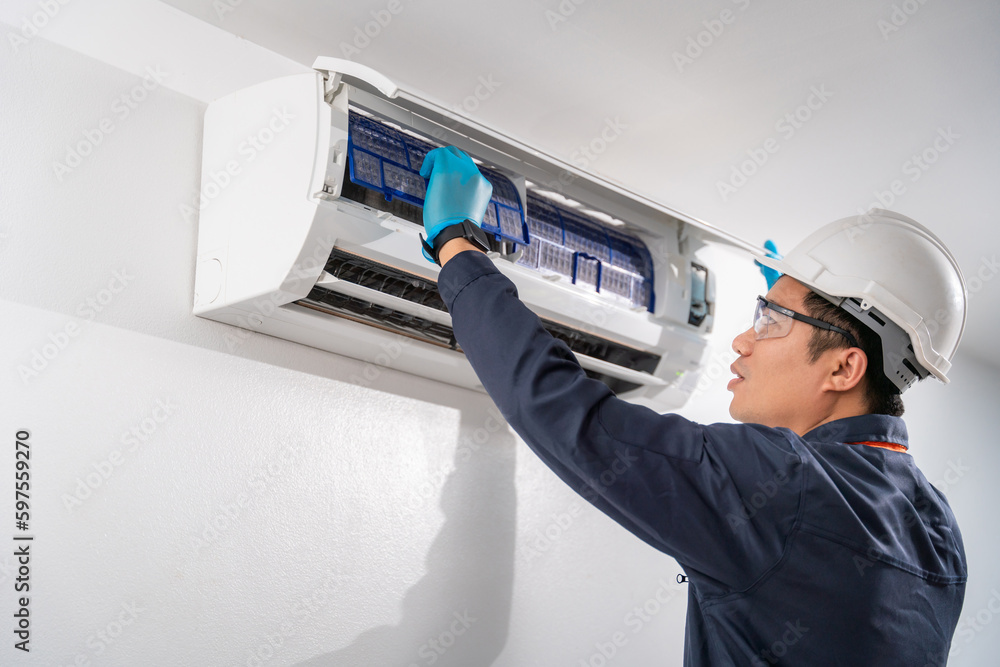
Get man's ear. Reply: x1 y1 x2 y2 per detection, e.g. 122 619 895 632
825 347 868 392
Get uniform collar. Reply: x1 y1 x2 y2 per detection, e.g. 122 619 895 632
801 414 910 449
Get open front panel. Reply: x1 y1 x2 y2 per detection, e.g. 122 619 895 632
338 109 657 313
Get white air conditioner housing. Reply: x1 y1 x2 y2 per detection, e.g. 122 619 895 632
193 57 762 411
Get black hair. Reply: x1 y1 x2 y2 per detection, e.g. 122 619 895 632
801 291 907 417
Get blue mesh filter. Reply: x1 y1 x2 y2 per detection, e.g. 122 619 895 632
518 193 655 311
346 111 527 245
538 241 574 277
523 195 564 243
608 229 654 278
560 209 612 263
602 266 633 299
518 236 541 269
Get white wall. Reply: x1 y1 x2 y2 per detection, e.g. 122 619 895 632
1 29 997 667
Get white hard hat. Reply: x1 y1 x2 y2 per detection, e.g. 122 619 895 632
756 209 967 391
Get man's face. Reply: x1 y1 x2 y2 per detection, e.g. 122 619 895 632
728 276 833 430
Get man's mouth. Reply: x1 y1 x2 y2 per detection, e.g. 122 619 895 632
728 364 745 391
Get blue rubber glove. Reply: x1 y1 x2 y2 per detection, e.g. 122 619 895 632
419 146 493 263
754 239 782 290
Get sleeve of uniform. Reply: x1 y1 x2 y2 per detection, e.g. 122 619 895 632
437 251 803 588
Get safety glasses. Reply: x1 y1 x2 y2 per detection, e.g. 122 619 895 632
753 296 860 348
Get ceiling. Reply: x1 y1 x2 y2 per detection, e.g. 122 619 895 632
165 0 1000 367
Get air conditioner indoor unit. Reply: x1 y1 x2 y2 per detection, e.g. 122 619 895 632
193 56 761 411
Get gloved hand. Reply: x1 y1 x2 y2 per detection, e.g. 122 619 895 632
754 239 782 290
419 146 493 263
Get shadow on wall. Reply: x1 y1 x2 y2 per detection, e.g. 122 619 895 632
294 405 518 667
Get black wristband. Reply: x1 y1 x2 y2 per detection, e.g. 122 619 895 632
421 220 491 266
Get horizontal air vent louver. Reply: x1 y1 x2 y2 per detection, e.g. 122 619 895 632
298 249 661 394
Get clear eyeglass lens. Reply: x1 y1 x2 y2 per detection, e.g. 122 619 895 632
754 301 790 339
753 301 766 336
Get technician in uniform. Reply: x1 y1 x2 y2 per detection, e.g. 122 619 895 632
417 146 968 666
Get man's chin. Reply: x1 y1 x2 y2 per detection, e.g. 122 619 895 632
728 399 749 424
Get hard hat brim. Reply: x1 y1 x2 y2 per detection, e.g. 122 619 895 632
754 254 825 295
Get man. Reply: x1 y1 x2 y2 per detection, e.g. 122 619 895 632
418 146 968 665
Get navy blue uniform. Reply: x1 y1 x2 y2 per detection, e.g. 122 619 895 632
437 251 967 666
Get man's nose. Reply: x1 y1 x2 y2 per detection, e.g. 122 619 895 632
732 327 755 356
